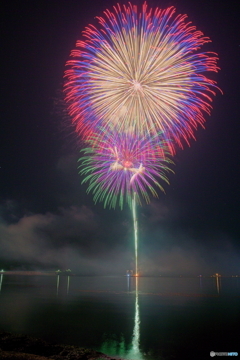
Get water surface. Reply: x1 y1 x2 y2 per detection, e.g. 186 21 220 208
0 274 239 360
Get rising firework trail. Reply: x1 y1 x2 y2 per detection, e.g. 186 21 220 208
132 192 138 276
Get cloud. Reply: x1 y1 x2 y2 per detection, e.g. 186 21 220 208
0 202 133 274
0 200 239 275
0 205 99 268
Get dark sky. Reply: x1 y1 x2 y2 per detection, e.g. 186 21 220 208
1 0 240 275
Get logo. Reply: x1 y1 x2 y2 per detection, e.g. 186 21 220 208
210 351 238 357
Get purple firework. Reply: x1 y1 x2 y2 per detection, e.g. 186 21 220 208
79 127 174 209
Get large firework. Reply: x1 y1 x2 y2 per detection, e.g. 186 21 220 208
65 3 220 276
65 3 220 150
79 128 173 209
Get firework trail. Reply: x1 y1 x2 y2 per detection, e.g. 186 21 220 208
65 2 220 151
132 192 138 276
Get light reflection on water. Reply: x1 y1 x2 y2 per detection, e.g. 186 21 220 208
0 274 3 292
131 277 141 358
0 275 240 360
100 276 143 360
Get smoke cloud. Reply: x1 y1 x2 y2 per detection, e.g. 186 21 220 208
0 199 239 276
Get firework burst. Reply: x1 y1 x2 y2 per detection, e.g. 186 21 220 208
79 128 174 209
65 3 220 150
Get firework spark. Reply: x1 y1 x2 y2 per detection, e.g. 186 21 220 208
65 3 220 150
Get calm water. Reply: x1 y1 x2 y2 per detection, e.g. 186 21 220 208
0 274 239 360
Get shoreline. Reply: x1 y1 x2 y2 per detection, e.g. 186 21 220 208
0 332 127 360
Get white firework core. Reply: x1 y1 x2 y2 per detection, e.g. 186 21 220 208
132 80 143 92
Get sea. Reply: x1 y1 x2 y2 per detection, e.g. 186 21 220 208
0 273 239 360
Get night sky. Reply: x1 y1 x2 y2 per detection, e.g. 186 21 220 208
1 0 240 275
